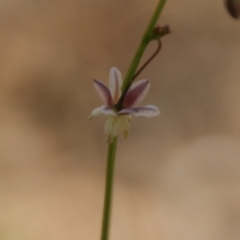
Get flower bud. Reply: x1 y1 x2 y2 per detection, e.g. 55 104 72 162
225 0 240 19
152 25 170 40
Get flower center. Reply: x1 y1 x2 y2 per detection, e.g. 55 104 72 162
104 115 131 143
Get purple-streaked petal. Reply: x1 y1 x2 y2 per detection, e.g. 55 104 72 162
117 108 134 115
118 105 160 117
123 79 150 108
109 67 122 103
93 79 113 106
88 106 117 119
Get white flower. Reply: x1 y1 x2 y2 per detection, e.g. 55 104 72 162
89 67 160 143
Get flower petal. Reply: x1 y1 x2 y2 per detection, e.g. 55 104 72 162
93 79 113 106
88 106 117 120
101 108 117 116
109 67 122 103
88 106 105 119
123 79 150 108
118 105 160 117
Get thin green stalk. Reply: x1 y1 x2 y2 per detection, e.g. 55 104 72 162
101 137 118 240
100 1 167 240
121 0 167 92
115 0 167 111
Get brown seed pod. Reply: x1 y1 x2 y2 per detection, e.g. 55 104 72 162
225 0 240 19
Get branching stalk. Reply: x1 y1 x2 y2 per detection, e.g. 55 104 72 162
100 1 167 240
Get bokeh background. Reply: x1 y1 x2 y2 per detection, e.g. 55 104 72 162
1 0 240 239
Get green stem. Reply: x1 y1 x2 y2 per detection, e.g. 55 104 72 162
121 0 167 92
100 1 167 240
101 137 118 240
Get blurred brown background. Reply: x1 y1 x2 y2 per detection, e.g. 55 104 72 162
1 0 240 239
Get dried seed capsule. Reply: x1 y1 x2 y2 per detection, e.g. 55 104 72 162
225 0 240 19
